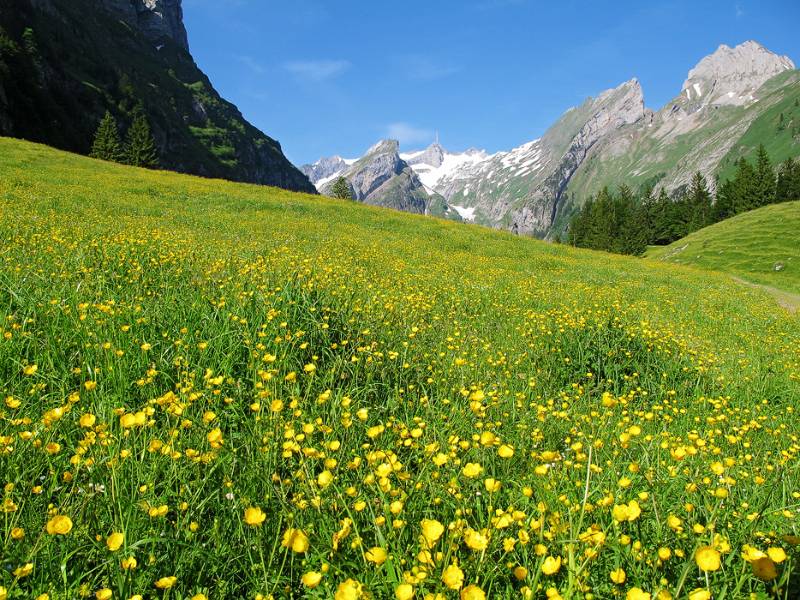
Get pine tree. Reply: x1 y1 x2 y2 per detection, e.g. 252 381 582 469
713 178 737 222
732 157 757 212
776 158 800 203
752 144 776 207
331 176 353 200
90 111 123 162
124 109 159 168
687 171 712 230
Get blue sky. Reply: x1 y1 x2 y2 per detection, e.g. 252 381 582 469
183 0 799 166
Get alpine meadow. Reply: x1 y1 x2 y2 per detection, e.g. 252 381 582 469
1 1 800 600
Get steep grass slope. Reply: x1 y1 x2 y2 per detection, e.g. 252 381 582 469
1 137 799 599
646 201 800 295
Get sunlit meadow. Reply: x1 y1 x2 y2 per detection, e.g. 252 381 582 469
1 138 799 599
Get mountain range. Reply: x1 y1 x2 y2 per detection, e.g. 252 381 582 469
0 0 315 192
303 41 799 238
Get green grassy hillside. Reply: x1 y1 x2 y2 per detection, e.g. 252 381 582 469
1 137 799 599
646 201 800 295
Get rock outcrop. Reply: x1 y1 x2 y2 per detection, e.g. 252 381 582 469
682 41 794 106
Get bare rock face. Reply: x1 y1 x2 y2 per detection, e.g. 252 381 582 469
300 156 350 185
100 0 189 51
682 40 794 106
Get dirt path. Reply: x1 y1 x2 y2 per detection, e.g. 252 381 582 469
731 277 800 314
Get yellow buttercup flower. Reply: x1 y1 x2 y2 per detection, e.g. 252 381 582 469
106 532 124 551
301 571 323 588
244 506 267 526
365 546 387 565
395 583 414 600
695 546 721 572
610 568 626 584
442 564 464 589
460 585 486 600
462 462 483 478
687 590 710 600
95 589 113 600
421 519 445 546
154 576 177 589
282 528 309 553
541 555 562 575
335 578 363 600
46 515 73 535
626 588 651 600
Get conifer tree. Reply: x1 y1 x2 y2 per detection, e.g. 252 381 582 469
688 172 712 229
124 109 159 168
752 144 776 207
90 111 123 162
331 176 353 200
776 157 800 203
732 157 757 212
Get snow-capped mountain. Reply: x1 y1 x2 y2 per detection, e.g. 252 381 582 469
306 41 798 239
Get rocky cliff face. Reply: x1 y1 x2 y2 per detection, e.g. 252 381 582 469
565 41 798 220
682 40 794 106
300 156 351 185
0 0 314 193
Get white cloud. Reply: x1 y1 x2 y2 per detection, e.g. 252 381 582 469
386 123 434 146
283 59 351 82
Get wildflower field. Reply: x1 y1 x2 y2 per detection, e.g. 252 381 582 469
1 137 799 600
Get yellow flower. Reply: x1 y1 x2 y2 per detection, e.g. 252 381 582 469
751 557 778 581
282 528 309 553
626 589 651 600
541 556 562 575
767 547 787 563
610 568 626 584
688 590 710 600
11 527 25 540
395 583 414 600
303 363 316 374
80 413 97 428
497 444 514 458
335 579 363 600
207 427 223 447
46 515 73 535
463 528 488 551
317 470 334 488
513 566 528 581
421 519 445 546
365 546 387 565
190 595 208 600
154 576 177 589
13 562 33 578
695 546 721 572
442 564 465 590
121 556 137 570
612 500 641 523
95 589 113 600
484 478 501 493
0 586 6 600
462 462 483 478
106 532 124 552
301 571 323 588
84 380 97 391
460 585 486 600
23 364 38 376
244 507 267 526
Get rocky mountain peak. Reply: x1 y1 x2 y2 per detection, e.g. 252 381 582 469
100 0 189 51
682 40 795 106
405 142 445 168
365 139 401 156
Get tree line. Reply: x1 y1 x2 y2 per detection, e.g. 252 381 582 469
568 145 800 255
90 108 159 168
